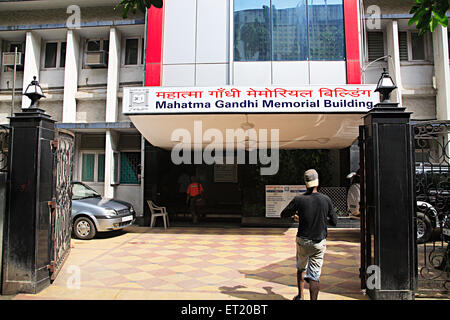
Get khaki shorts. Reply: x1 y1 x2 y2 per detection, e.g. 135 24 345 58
296 237 326 282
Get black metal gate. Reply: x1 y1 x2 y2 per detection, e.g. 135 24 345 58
414 121 450 296
359 125 370 290
48 129 74 280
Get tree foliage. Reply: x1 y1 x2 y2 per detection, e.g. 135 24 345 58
409 0 449 35
115 0 163 18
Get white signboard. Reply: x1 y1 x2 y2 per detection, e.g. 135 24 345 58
266 185 307 218
123 85 379 115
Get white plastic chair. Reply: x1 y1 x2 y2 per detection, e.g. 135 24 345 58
147 200 170 229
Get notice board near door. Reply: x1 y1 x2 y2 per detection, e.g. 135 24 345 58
266 185 306 218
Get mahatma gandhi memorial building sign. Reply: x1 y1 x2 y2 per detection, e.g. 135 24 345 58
123 86 379 115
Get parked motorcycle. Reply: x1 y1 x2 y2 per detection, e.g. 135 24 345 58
346 171 449 244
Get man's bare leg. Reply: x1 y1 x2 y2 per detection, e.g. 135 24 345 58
293 270 305 300
309 279 320 300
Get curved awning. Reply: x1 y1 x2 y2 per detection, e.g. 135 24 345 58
130 113 364 150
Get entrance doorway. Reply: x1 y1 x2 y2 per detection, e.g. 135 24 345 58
143 142 354 227
143 143 243 225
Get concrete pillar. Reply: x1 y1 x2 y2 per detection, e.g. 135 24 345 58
22 32 41 108
432 25 450 121
62 30 80 123
386 20 403 105
104 129 118 199
106 28 121 123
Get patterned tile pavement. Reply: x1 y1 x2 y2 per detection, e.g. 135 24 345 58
14 226 368 300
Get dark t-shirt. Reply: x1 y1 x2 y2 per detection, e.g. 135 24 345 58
280 192 338 241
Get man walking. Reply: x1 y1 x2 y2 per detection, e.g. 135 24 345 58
281 169 337 300
186 176 204 224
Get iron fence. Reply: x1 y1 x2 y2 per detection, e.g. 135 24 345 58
0 125 9 172
413 121 450 296
49 129 75 280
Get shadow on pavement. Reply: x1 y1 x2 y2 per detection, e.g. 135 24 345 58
326 229 360 243
123 225 291 236
218 285 288 300
71 229 127 240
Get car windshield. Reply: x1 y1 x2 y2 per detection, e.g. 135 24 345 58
72 183 101 200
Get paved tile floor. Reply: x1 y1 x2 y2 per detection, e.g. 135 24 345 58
14 226 367 300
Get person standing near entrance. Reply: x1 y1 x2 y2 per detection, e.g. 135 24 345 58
186 176 204 224
280 169 337 300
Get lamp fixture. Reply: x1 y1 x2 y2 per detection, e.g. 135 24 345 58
23 76 45 109
374 68 397 103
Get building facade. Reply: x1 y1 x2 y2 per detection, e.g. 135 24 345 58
0 0 449 221
0 0 146 215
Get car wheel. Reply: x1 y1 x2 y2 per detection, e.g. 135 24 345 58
73 217 96 240
417 212 432 244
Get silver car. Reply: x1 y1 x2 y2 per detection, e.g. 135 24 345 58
71 182 135 239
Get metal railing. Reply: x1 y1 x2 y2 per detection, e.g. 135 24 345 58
0 125 10 173
413 121 450 296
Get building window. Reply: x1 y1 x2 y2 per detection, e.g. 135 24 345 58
141 38 145 64
60 42 66 68
399 31 427 61
119 152 141 184
81 153 95 182
123 37 144 66
97 154 105 182
367 32 384 61
234 0 270 61
234 0 345 61
81 152 105 183
307 0 345 60
410 32 425 61
399 32 408 61
43 41 67 69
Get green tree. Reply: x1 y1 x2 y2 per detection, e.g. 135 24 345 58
409 0 449 35
116 0 163 18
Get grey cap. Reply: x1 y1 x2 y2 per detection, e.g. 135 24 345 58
304 169 319 188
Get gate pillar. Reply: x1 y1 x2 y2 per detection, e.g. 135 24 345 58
1 108 55 295
361 103 417 300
